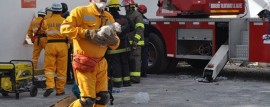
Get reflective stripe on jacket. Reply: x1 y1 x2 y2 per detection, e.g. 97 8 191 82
42 14 65 40
126 10 145 46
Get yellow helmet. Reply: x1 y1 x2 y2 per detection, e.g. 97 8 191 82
107 0 121 8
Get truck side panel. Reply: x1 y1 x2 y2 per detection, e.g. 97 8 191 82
249 20 270 62
151 21 177 57
151 19 217 59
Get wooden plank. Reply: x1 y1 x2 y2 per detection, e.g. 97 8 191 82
49 95 77 107
34 69 44 76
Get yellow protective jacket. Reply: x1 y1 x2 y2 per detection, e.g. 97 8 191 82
27 17 46 38
60 3 120 58
42 14 66 40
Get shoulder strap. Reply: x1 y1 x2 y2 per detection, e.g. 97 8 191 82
34 18 45 36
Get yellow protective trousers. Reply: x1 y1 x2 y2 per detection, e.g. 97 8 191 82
32 37 47 69
69 58 108 107
44 42 68 94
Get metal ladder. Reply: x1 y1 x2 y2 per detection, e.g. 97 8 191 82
203 45 229 81
203 31 249 81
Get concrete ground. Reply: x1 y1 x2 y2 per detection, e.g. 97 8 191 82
0 64 270 107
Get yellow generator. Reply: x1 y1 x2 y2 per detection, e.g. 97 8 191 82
0 60 37 99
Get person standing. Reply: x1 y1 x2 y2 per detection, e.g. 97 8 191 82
106 0 132 87
122 0 145 83
60 0 120 106
43 3 68 97
27 9 47 70
137 4 149 77
60 2 74 84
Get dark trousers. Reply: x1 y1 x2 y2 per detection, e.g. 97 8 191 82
107 52 130 84
67 45 74 82
141 37 148 76
129 47 142 81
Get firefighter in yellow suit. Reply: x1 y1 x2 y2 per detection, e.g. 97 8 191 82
60 0 120 106
27 9 47 69
42 3 68 97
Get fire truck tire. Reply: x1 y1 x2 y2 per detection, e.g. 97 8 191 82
148 32 169 74
187 59 209 69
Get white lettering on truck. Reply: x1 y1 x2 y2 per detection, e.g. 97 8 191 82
210 3 242 9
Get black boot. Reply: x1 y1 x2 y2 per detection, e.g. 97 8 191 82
131 77 140 84
43 88 54 97
123 81 131 87
56 91 65 96
113 82 122 88
141 73 147 78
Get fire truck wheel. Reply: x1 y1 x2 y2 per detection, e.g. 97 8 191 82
187 59 209 69
148 32 169 74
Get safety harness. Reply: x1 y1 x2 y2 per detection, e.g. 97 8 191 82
34 18 47 45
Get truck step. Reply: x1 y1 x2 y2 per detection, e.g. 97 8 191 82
230 57 248 62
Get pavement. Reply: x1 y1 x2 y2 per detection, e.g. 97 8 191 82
0 64 270 107
0 85 73 107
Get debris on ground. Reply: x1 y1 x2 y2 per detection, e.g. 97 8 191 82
131 92 150 104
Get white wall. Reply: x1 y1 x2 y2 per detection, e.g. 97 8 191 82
0 0 89 68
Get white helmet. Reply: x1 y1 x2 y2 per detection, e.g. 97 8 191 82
38 9 46 16
51 3 62 12
45 6 51 12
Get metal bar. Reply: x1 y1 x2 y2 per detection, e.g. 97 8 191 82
176 55 212 60
203 45 229 80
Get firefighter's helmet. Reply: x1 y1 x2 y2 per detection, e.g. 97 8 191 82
51 3 62 12
38 9 46 16
61 3 68 13
121 0 137 7
137 4 147 14
107 0 121 8
45 6 51 12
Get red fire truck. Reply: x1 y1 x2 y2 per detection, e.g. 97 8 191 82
147 0 270 80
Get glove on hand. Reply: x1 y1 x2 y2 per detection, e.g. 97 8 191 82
131 41 138 50
103 32 119 45
85 29 106 45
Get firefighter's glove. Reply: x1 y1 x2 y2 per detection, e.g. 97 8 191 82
131 41 138 50
85 29 106 45
103 33 119 45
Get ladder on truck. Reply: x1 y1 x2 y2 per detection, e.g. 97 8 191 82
203 29 249 81
203 45 229 81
